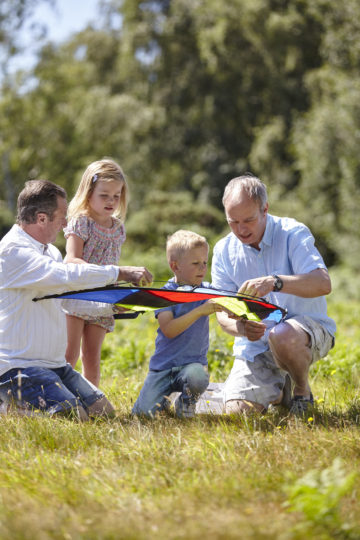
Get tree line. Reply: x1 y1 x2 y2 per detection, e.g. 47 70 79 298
1 0 360 276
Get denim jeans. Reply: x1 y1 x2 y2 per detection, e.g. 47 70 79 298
132 363 209 417
0 364 104 415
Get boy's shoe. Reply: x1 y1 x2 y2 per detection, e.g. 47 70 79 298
174 396 196 418
163 392 179 412
280 374 292 410
289 393 314 417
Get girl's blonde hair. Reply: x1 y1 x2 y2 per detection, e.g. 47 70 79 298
166 230 209 264
67 158 129 222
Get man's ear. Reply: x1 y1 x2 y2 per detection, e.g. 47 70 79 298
36 212 48 225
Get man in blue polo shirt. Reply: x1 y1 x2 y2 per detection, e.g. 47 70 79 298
212 174 336 416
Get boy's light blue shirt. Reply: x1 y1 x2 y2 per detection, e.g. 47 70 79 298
149 279 210 371
211 214 336 361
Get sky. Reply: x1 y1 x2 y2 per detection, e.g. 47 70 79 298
9 0 101 74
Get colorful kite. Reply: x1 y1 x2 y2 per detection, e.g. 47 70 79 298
34 284 287 323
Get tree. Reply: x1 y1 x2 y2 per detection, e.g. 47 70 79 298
290 0 360 268
0 0 54 76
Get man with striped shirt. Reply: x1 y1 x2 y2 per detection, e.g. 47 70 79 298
0 179 152 419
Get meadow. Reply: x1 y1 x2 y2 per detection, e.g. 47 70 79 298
0 297 360 539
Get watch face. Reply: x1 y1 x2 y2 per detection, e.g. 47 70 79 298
273 276 283 291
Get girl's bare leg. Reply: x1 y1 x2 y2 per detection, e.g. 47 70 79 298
81 324 107 387
65 315 85 368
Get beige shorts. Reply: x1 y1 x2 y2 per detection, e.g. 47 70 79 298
224 315 334 409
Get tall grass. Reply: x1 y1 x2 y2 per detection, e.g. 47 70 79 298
0 300 359 539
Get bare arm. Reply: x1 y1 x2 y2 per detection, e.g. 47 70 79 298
239 268 331 298
64 234 86 264
65 234 153 285
216 311 266 341
158 299 224 339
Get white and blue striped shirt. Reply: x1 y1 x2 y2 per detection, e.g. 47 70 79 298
0 225 119 376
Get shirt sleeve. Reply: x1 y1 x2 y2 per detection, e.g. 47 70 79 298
287 224 326 275
211 241 238 292
0 245 119 293
63 215 90 241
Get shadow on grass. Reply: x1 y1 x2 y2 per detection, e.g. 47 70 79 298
114 397 360 434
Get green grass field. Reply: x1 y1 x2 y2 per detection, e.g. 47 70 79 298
0 299 359 539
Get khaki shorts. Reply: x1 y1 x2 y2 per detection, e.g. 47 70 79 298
224 315 334 409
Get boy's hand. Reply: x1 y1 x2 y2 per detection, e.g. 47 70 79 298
199 298 229 316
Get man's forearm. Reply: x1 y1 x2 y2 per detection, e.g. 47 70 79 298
216 312 245 337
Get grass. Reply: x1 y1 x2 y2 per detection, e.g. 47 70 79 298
1 300 360 539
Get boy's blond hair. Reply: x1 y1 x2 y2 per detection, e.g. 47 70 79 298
67 158 129 222
166 230 209 264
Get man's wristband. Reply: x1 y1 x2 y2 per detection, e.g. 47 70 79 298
272 274 283 292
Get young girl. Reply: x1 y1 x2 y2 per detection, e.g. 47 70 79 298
63 158 134 386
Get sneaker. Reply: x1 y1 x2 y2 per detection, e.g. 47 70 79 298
174 395 196 418
280 374 292 410
163 392 179 412
289 393 314 416
0 394 9 415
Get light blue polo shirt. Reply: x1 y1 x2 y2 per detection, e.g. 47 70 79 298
211 214 336 361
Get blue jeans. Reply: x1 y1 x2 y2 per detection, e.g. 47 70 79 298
132 363 209 417
0 365 104 415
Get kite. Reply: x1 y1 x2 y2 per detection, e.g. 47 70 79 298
33 284 287 323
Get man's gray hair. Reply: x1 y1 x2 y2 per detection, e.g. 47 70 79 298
222 175 268 211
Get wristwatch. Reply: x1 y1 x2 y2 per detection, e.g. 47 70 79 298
272 274 283 292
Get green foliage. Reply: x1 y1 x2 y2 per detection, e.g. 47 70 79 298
208 319 234 379
0 0 53 73
126 190 224 247
0 200 13 238
122 189 226 278
1 0 360 268
100 314 157 375
313 297 360 387
284 458 356 537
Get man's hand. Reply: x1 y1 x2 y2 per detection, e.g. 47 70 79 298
117 266 153 286
242 319 266 341
238 276 274 297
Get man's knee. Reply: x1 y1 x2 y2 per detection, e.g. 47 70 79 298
269 321 310 352
225 399 265 414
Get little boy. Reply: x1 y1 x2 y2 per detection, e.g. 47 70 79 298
132 230 224 418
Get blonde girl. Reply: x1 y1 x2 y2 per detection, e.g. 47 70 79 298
63 158 133 386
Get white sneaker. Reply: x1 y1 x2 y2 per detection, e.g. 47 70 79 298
0 396 9 415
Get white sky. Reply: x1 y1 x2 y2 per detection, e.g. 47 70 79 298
32 0 100 42
9 0 101 73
